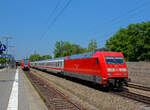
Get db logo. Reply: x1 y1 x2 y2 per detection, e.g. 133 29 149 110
75 64 79 70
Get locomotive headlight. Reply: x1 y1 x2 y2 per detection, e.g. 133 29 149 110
107 68 115 72
119 68 127 71
108 73 112 75
123 73 127 75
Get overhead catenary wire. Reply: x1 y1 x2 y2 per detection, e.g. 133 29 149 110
87 0 150 37
87 0 150 49
36 1 150 57
92 6 150 49
96 7 150 48
46 0 62 24
41 0 72 39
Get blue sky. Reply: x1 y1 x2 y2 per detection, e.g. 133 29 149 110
0 0 150 60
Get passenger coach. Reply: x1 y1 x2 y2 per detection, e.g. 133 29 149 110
30 51 129 88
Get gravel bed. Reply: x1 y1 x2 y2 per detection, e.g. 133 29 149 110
31 69 150 110
127 62 150 87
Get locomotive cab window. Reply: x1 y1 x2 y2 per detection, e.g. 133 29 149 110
105 57 124 64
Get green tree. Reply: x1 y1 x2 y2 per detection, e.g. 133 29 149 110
106 21 150 61
29 54 41 61
54 41 64 58
0 58 6 64
62 42 72 57
88 40 97 52
41 55 52 60
72 44 88 54
54 41 88 58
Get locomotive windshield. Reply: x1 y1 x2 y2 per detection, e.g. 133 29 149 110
24 60 28 66
105 57 124 64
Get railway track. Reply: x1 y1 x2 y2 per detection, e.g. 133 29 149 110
26 69 150 107
24 71 85 110
112 90 150 106
128 83 150 92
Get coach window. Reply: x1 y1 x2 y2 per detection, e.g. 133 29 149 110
59 62 61 67
57 62 59 67
52 62 55 67
60 62 62 67
60 62 61 67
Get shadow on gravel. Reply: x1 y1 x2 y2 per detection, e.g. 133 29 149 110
33 68 128 93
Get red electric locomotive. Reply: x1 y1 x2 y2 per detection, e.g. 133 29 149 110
21 59 30 71
64 51 129 88
31 51 129 88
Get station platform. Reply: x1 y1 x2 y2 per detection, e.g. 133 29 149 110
0 68 48 110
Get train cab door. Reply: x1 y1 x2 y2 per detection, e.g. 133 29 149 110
61 60 64 71
94 58 100 74
92 58 101 83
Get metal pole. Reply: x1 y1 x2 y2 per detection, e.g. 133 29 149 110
6 38 8 68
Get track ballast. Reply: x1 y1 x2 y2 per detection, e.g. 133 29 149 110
24 71 85 110
112 90 150 106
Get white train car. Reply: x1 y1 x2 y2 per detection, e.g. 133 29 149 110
30 58 65 74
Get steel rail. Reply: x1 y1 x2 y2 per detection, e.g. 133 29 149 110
112 90 150 106
128 83 150 92
24 71 85 110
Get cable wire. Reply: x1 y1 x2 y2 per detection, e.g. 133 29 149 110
88 0 150 37
46 0 62 24
41 0 72 39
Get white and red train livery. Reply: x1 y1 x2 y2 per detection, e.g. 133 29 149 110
30 51 129 88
